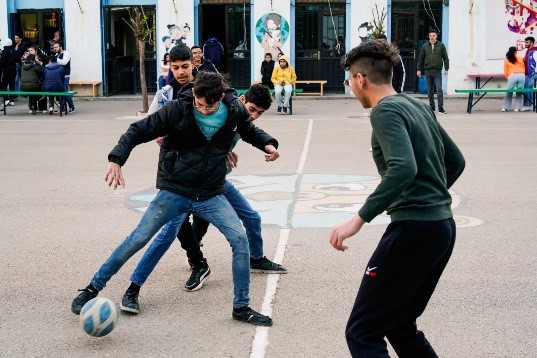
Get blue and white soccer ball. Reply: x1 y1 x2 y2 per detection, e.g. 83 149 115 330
79 297 118 337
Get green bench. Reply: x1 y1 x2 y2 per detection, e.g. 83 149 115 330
0 90 77 117
236 88 303 115
455 88 537 114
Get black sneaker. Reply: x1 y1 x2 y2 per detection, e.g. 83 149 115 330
120 288 140 314
282 107 288 113
232 307 273 326
438 109 447 114
71 287 98 315
185 259 211 291
68 107 76 113
250 257 288 274
277 106 282 113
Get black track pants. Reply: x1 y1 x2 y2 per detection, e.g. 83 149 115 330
346 218 456 358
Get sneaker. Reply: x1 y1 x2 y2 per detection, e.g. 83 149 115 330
250 256 288 274
68 108 76 113
501 108 506 112
8 101 15 106
277 106 282 113
29 109 33 114
232 307 273 326
514 109 520 112
521 106 531 112
283 107 288 114
184 259 211 291
32 109 36 115
48 107 54 115
438 109 447 114
71 286 98 315
120 288 140 314
42 110 48 114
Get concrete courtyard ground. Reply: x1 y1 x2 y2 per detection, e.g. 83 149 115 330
0 94 535 357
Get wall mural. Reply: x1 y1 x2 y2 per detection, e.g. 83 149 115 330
161 23 190 53
255 13 290 58
357 22 373 44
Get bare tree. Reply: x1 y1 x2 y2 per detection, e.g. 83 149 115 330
123 6 154 113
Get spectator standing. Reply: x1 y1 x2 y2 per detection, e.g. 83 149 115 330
260 53 275 89
502 46 525 112
158 52 170 90
13 34 23 92
53 41 75 113
521 36 537 111
271 55 296 114
20 54 43 115
0 38 18 107
48 31 60 55
42 55 65 115
203 35 224 71
417 30 449 114
191 45 218 77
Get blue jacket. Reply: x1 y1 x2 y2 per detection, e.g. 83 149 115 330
203 38 224 70
525 46 537 75
42 62 65 92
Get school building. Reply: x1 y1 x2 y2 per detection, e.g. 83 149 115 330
0 1 528 96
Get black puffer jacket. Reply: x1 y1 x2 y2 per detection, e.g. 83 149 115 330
109 84 278 200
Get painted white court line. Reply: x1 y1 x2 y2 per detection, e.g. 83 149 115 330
250 119 314 358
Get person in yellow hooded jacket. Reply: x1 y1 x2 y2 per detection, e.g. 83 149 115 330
271 55 296 114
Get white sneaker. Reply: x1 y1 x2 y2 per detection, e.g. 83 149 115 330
29 109 33 114
520 107 531 112
514 109 520 112
501 108 506 112
42 110 48 114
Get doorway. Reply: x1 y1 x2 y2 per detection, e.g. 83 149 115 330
295 2 346 93
391 0 443 92
12 9 63 54
199 3 251 88
102 6 157 96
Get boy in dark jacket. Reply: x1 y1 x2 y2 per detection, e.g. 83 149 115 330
71 71 279 326
20 55 43 115
0 38 18 107
42 56 65 115
260 53 275 89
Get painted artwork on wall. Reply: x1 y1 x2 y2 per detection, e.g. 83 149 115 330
255 13 290 59
161 23 190 53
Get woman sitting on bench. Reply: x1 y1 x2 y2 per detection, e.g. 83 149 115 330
271 55 296 114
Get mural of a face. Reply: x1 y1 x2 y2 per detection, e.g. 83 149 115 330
256 13 290 59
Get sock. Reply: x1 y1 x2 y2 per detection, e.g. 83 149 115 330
128 282 141 293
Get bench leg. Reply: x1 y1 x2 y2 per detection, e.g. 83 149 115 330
289 96 293 115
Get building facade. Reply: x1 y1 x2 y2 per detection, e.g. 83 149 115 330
0 1 527 96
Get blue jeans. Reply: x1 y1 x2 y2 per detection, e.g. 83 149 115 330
92 189 250 307
63 76 75 110
523 73 537 107
130 181 262 293
503 73 525 110
274 84 293 108
425 70 444 111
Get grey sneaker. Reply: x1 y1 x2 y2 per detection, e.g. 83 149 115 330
120 288 140 314
232 307 273 326
185 259 211 291
71 286 98 315
250 256 288 274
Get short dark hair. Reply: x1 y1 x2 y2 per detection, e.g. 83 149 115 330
54 41 64 49
343 39 397 85
244 84 272 110
191 45 202 51
169 44 192 62
193 71 227 105
265 53 272 58
525 36 535 44
49 55 57 63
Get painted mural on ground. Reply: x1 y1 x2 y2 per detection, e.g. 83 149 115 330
128 174 481 229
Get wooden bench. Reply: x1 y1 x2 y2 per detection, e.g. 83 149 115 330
68 81 101 97
293 80 327 96
454 88 537 114
0 90 77 116
236 88 303 115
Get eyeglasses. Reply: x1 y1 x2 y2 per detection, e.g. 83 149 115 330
343 73 365 87
193 97 220 113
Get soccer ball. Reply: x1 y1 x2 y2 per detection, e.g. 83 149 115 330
79 297 118 337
